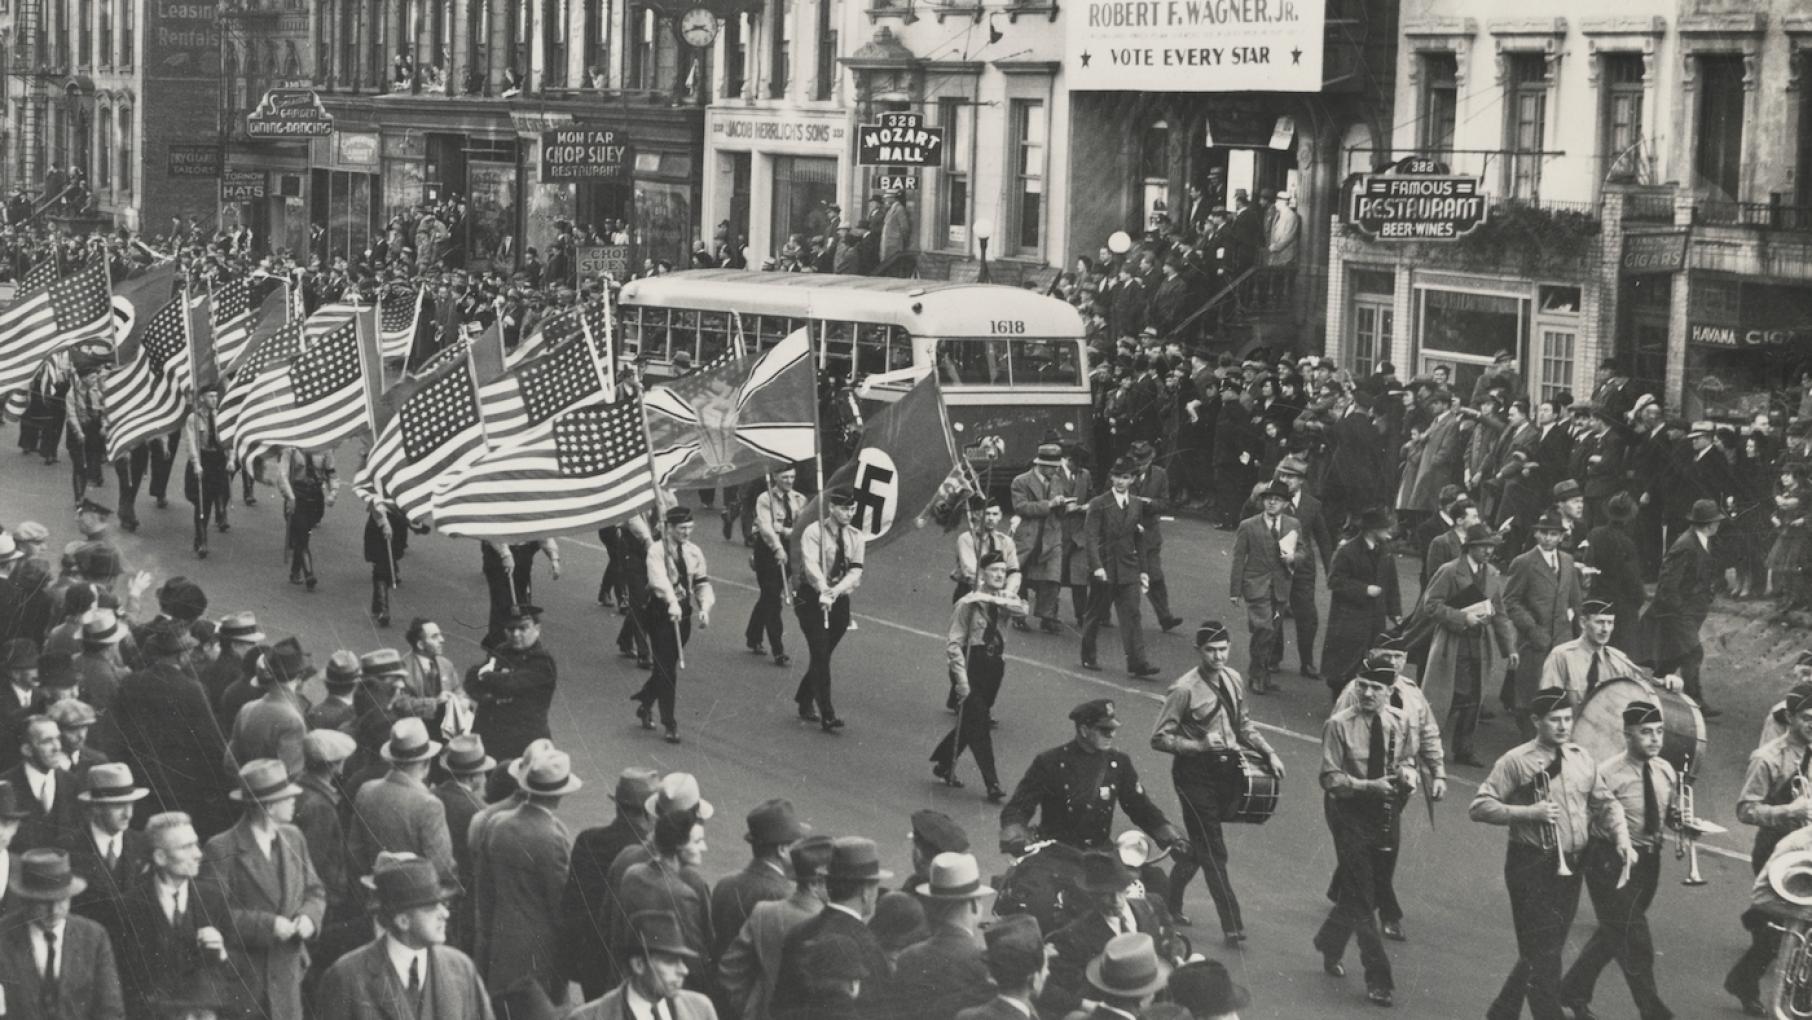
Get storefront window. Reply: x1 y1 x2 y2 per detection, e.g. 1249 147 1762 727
384 160 424 224
1416 286 1527 398
1685 277 1812 421
466 159 517 265
634 179 692 270
770 155 837 257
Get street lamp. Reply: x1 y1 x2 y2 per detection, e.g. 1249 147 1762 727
1108 230 1132 255
974 217 993 283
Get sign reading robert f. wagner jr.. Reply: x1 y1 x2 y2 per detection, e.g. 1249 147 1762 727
1065 0 1325 92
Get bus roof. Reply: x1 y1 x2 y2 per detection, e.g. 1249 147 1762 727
618 270 1085 338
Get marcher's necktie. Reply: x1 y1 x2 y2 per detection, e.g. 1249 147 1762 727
1585 650 1602 697
1367 714 1386 780
1642 760 1660 837
1390 687 1403 710
781 495 793 531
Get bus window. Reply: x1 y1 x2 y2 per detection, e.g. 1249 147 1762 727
699 311 731 363
885 326 912 372
823 321 854 369
1013 338 1081 385
621 306 644 357
673 310 702 362
855 325 888 376
937 339 1006 385
646 308 673 361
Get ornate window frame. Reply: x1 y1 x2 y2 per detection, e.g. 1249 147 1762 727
1677 13 1765 202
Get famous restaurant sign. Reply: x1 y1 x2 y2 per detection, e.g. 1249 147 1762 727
1347 157 1488 242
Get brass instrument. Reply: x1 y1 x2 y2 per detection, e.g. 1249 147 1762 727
1670 777 1727 887
1767 849 1812 1018
1534 772 1572 877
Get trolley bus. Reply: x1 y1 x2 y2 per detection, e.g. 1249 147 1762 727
615 270 1091 477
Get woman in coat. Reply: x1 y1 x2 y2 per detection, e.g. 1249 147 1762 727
1770 464 1812 612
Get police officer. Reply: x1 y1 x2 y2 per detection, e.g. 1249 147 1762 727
635 506 713 745
1000 698 1188 861
794 488 863 733
465 603 556 762
747 465 805 668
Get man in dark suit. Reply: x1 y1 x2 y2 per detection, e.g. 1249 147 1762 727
62 763 151 960
433 734 493 956
768 837 893 1018
1422 496 1477 593
1038 851 1174 1018
1678 422 1734 542
710 799 804 963
472 747 577 1005
570 910 719 1020
888 851 996 1020
955 914 1045 1020
201 611 263 716
294 728 361 983
1274 454 1335 678
718 834 833 1020
0 848 125 1020
1503 512 1585 736
7 716 82 853
347 717 455 883
1323 508 1404 693
316 855 493 1020
302 651 362 734
1127 442 1184 633
1080 456 1160 678
224 637 311 779
1644 499 1725 713
117 811 238 1018
1229 481 1302 693
560 766 659 1000
100 621 230 838
0 640 51 775
1532 399 1575 508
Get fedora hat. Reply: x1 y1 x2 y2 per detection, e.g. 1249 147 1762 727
870 891 929 952
0 781 31 820
264 637 314 685
826 836 893 882
1532 510 1567 533
1114 830 1171 868
0 534 21 565
912 852 997 901
1689 498 1727 525
360 647 408 679
230 758 302 803
217 611 265 645
1358 506 1397 532
1079 849 1135 893
1462 523 1504 547
1 638 35 672
442 734 496 776
76 762 147 804
361 854 461 913
1170 959 1250 1015
1085 932 1171 999
1552 479 1583 501
80 609 124 645
646 772 713 820
613 766 661 809
622 910 699 960
322 650 362 690
1605 491 1638 523
506 738 557 787
1687 420 1717 437
47 699 96 729
745 798 809 845
380 717 444 764
10 849 85 901
520 749 582 796
1127 440 1157 463
154 576 208 621
1257 479 1292 501
1033 443 1063 467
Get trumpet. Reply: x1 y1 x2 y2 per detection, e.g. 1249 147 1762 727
1534 772 1572 877
1670 778 1728 887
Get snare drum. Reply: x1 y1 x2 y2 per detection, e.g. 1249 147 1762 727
1573 677 1708 780
1227 749 1281 825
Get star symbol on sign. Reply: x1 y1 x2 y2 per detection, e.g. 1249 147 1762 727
1291 47 1302 65
1080 51 1092 67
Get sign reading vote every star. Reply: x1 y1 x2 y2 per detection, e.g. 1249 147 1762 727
1065 0 1324 92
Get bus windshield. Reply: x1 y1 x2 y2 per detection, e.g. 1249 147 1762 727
935 336 1082 387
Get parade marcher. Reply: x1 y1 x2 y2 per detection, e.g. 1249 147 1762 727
63 359 106 511
637 506 714 744
748 465 806 667
717 833 834 1020
117 811 238 1019
465 603 556 761
1726 680 1812 1015
951 494 1020 604
1314 659 1416 1009
1538 599 1684 708
1151 622 1281 942
364 500 412 628
1321 507 1402 694
793 489 864 732
1423 524 1518 767
479 538 561 650
1009 442 1076 634
1505 511 1586 735
931 552 1028 800
275 447 336 590
185 390 232 560
1759 651 1812 748
570 910 719 1020
1470 689 1633 1020
1642 498 1725 716
316 852 492 1020
0 848 125 1020
1228 480 1300 693
614 512 655 669
560 766 660 1000
1558 700 1679 1020
1081 456 1160 678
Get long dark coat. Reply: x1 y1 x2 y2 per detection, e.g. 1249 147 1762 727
1323 535 1402 686
101 661 231 834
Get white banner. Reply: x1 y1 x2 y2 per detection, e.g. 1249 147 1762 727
1064 0 1325 92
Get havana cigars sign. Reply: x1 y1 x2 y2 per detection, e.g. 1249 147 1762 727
1065 0 1324 91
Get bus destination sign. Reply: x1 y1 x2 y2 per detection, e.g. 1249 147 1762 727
857 112 943 167
1347 155 1488 242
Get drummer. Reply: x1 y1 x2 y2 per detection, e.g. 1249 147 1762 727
1537 599 1685 710
1756 649 1812 747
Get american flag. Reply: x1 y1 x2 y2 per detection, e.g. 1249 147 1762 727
226 313 375 464
379 286 425 360
209 277 255 375
102 294 191 460
352 331 503 521
433 393 655 541
0 263 113 395
504 303 583 369
18 255 58 296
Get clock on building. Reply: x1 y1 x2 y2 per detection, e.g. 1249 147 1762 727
679 7 720 47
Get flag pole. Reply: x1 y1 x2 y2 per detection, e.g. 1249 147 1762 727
811 344 829 631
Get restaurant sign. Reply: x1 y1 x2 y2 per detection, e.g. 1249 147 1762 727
246 89 334 138
540 129 633 182
1346 156 1488 242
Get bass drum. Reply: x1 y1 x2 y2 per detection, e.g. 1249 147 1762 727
1573 677 1708 779
1226 749 1282 825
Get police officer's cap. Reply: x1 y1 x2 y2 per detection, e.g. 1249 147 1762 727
75 499 112 518
1069 699 1118 729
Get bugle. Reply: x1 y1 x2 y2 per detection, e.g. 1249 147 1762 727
1534 772 1571 877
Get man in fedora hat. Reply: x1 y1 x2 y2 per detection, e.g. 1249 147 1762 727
1551 479 1589 557
225 637 313 779
1323 507 1403 692
1077 932 1169 1020
1265 452 1334 676
201 610 263 714
0 848 124 1020
8 714 81 853
561 766 660 998
349 717 455 883
433 734 493 955
1165 958 1247 1020
317 854 491 1020
1643 498 1725 713
303 650 363 734
955 913 1047 1020
769 837 893 1017
1124 442 1182 633
571 910 717 1020
1040 850 1174 1017
46 700 106 782
204 759 325 1020
1422 524 1518 767
889 852 996 1020
103 620 230 835
710 799 807 960
1583 492 1646 654
1504 512 1586 736
718 833 835 1019
117 811 237 1019
1229 478 1300 692
1081 456 1161 678
473 747 579 1004
466 604 556 761
1009 442 1078 635
62 762 151 957
1675 421 1733 546
294 729 361 974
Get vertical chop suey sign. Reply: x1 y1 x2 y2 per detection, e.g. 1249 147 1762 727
1065 0 1324 91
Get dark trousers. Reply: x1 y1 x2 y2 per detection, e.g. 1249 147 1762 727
1654 645 1705 703
1315 797 1395 993
1168 758 1242 935
1081 580 1146 668
1560 840 1670 1019
1271 570 1319 669
637 607 691 728
597 526 623 604
187 452 231 551
114 446 147 527
1326 798 1407 923
1026 580 1061 625
21 392 64 458
794 593 850 718
930 648 1003 787
1447 651 1484 758
68 418 103 502
147 433 175 501
616 611 650 661
1243 594 1279 683
1145 574 1175 624
287 489 324 581
1486 842 1584 1020
1636 501 1666 582
745 547 788 656
1727 831 1790 1005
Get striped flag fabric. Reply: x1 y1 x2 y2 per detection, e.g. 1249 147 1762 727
209 277 255 379
226 309 378 463
102 294 192 460
352 327 504 521
432 392 655 541
0 263 112 395
379 286 425 360
504 302 583 369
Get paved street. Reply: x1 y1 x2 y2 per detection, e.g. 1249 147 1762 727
5 451 1782 1019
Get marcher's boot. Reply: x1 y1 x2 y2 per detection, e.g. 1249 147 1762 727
371 580 390 627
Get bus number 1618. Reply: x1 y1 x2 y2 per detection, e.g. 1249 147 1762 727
989 320 1026 335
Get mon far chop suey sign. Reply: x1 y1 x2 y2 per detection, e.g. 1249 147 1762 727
1347 157 1488 242
1066 0 1324 92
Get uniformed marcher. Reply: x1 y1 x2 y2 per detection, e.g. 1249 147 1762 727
1558 700 1679 1020
614 512 655 668
930 551 1028 801
64 356 106 510
464 604 556 762
794 489 864 733
1757 650 1812 748
747 465 806 668
1315 658 1416 1009
1538 598 1684 709
275 447 336 590
951 495 1021 604
184 389 231 560
636 507 713 744
1149 622 1281 944
1470 689 1634 1020
1726 680 1812 1015
1000 699 1186 863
